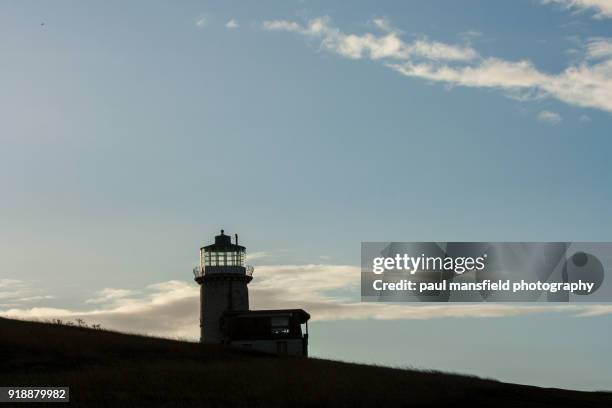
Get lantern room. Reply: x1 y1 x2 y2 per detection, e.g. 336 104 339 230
194 230 250 279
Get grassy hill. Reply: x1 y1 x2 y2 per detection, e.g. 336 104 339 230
0 317 611 407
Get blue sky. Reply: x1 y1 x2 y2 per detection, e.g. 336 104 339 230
1 0 612 391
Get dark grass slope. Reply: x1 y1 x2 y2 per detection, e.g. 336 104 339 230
0 317 611 407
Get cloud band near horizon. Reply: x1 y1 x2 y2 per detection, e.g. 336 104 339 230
2 264 612 340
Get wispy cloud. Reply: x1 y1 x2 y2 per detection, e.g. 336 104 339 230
263 17 612 114
226 19 239 29
86 288 139 305
586 37 612 59
2 265 612 339
262 20 302 32
542 0 612 19
459 30 483 41
2 281 199 339
0 279 54 305
195 15 208 28
0 279 23 289
246 251 272 261
537 110 563 124
262 17 478 61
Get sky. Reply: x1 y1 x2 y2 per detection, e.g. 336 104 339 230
1 0 612 391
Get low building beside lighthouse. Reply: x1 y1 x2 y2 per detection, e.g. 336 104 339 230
193 230 310 356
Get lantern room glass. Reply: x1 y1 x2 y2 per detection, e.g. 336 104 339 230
201 248 245 267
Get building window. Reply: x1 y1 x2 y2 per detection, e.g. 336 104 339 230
270 316 290 336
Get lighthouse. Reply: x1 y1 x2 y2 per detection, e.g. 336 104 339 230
193 230 310 356
193 230 253 343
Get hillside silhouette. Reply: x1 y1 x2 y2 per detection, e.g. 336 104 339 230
1 316 610 407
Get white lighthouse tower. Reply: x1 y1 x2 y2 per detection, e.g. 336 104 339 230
193 230 253 343
193 230 310 356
